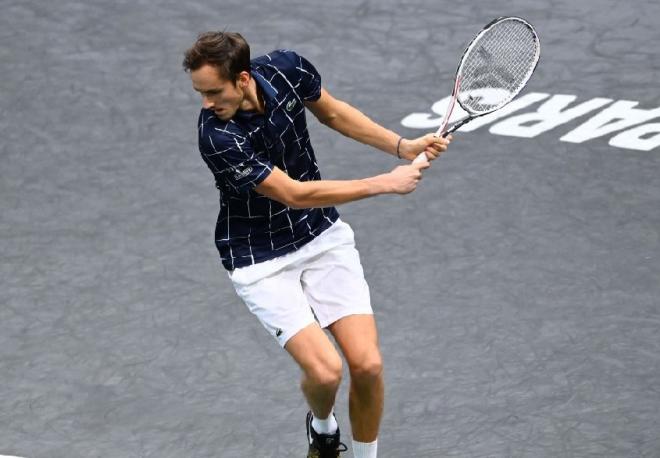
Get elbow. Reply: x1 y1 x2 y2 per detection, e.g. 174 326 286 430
288 202 307 210
255 169 313 209
318 112 339 127
284 199 310 210
317 102 349 126
281 182 308 209
273 193 300 209
286 194 310 210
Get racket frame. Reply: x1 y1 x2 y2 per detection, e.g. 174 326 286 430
438 16 541 137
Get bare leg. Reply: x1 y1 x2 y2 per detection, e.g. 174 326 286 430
328 314 384 442
285 322 343 419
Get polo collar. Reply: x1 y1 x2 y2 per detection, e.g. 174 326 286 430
251 68 278 106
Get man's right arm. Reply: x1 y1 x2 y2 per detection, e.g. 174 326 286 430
254 162 430 209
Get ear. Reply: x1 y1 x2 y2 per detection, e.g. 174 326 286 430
237 71 250 89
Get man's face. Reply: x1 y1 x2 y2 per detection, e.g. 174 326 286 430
191 64 245 121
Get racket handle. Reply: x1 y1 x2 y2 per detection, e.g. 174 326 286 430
412 152 429 164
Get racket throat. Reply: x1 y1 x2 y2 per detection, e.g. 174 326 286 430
443 116 472 137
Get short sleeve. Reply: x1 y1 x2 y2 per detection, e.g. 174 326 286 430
279 50 322 102
199 120 273 194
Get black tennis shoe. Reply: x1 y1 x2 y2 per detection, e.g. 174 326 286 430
306 411 347 458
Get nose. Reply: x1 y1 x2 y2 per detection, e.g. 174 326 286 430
202 95 214 110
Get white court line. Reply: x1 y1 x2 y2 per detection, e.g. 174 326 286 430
0 455 27 458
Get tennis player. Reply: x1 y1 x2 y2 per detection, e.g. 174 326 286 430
183 32 451 458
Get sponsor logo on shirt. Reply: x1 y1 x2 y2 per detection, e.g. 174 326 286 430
286 99 297 111
233 166 253 181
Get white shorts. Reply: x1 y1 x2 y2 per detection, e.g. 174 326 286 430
228 219 372 347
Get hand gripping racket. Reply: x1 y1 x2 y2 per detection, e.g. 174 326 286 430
413 16 540 163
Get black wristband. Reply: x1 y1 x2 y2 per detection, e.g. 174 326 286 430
396 137 404 159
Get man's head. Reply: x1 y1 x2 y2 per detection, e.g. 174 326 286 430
183 32 252 120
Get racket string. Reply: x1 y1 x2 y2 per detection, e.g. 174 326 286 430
458 18 539 114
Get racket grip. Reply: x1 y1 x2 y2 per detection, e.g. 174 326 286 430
412 152 429 164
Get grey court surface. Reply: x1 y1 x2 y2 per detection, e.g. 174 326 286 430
2 1 659 457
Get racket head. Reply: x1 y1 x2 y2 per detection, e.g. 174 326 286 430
454 16 540 116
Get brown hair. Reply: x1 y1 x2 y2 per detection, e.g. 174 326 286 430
182 32 250 82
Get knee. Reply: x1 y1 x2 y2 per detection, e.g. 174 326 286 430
304 356 343 389
349 350 383 383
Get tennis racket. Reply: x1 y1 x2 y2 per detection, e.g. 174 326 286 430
413 16 540 163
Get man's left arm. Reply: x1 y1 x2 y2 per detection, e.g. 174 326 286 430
305 88 451 162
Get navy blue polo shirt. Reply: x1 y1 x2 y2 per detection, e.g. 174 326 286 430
197 50 339 270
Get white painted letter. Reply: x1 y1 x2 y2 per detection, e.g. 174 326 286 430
400 93 549 131
609 123 660 151
489 95 612 138
561 101 660 143
459 93 550 132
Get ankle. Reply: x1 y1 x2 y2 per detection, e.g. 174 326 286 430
352 438 378 458
311 409 338 435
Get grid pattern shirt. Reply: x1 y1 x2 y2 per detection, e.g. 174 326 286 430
197 50 339 270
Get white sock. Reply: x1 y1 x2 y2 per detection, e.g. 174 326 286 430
311 411 338 435
352 439 378 458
